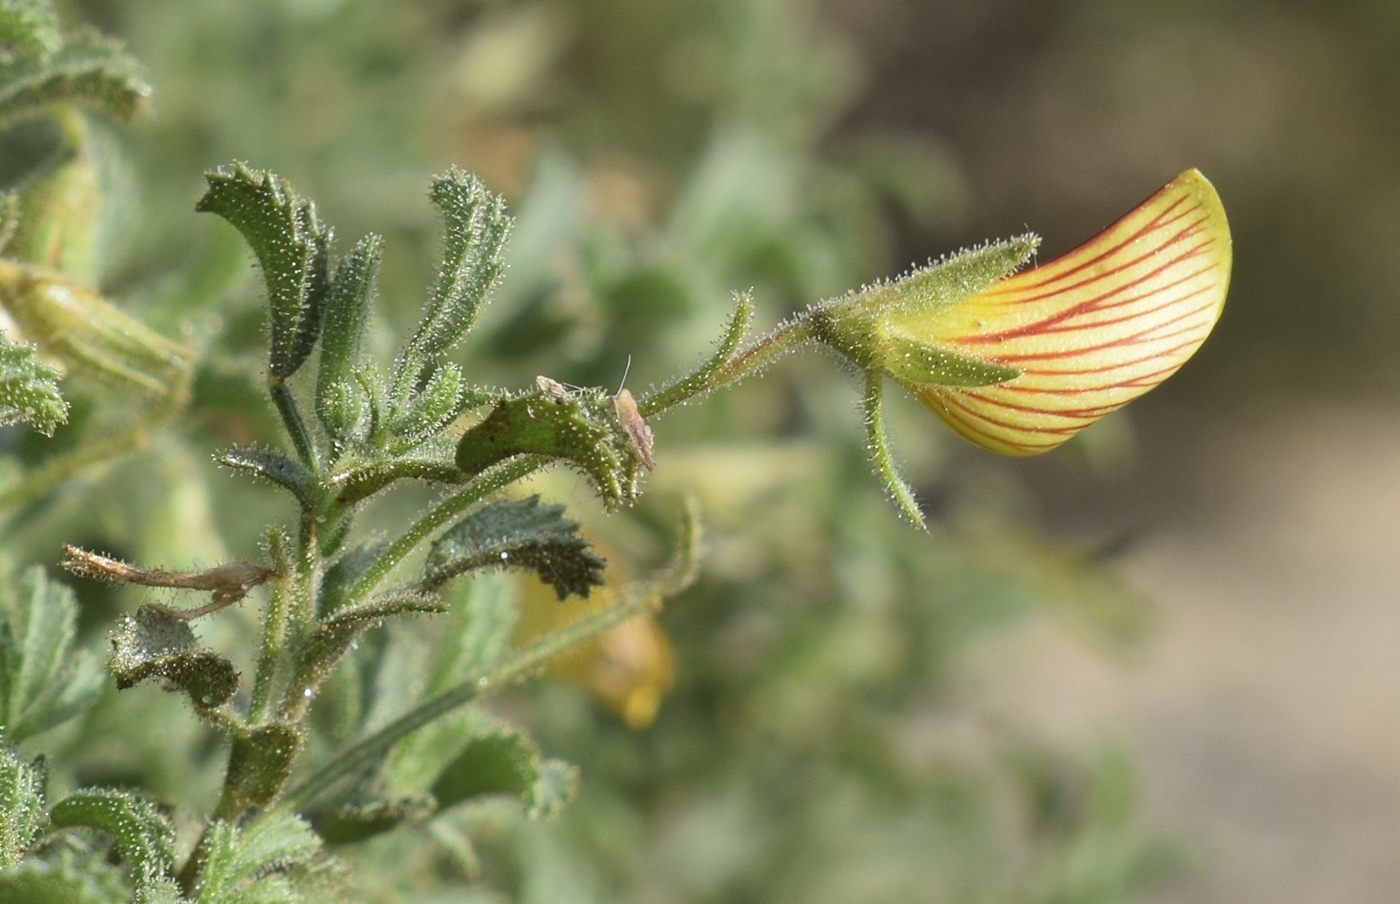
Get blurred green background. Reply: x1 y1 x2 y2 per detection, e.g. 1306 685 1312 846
13 0 1400 900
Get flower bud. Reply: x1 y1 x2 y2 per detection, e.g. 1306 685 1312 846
0 260 190 399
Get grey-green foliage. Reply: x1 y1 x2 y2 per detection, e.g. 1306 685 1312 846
192 814 322 904
195 164 332 380
0 846 131 904
0 337 67 436
0 745 46 868
0 0 58 59
393 168 510 397
47 787 175 893
0 566 102 743
424 496 606 600
0 24 149 126
315 233 382 447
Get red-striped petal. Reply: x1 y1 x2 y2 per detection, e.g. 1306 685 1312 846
893 169 1231 455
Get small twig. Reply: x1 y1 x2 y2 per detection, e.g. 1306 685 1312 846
60 545 279 619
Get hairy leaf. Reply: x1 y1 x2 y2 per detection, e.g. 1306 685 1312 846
0 29 150 126
310 793 435 845
0 745 47 869
0 335 67 436
454 387 648 510
0 847 130 904
318 537 390 616
387 361 463 448
108 606 239 714
394 168 509 393
288 593 444 707
196 164 332 379
216 447 315 510
48 788 175 890
0 1 61 57
0 566 101 743
430 727 541 810
315 233 381 445
194 814 320 904
424 496 606 600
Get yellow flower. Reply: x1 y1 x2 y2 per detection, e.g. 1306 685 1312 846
890 169 1231 455
515 542 674 729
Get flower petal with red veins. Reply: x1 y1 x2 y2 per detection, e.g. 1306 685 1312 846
893 169 1231 455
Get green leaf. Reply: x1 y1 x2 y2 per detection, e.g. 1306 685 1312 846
454 387 648 510
196 164 332 380
529 758 580 819
287 593 445 706
317 538 390 616
428 573 516 692
0 745 47 869
424 496 606 600
0 2 61 57
0 846 130 904
394 168 509 393
193 814 320 904
309 794 435 845
0 567 101 743
315 233 381 445
108 606 239 715
48 788 175 891
386 362 463 448
0 29 149 127
0 335 66 436
215 447 315 510
430 726 541 810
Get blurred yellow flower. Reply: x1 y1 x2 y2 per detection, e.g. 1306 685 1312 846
515 544 674 729
892 169 1231 454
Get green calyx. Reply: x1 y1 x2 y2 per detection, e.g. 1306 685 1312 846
806 234 1038 389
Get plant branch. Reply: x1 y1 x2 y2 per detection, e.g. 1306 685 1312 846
282 497 700 811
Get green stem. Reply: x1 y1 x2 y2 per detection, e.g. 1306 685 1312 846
339 456 546 611
862 373 926 529
249 530 294 722
271 379 319 473
637 300 812 417
283 502 699 810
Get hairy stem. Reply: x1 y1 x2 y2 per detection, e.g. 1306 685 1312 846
283 501 699 810
637 300 812 417
270 379 319 473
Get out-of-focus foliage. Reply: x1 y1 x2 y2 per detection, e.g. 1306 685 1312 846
0 0 1292 900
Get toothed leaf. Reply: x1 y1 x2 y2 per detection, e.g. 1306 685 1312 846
0 567 101 743
430 726 541 810
395 168 509 392
193 814 320 904
0 335 67 436
0 29 150 126
196 164 332 379
0 745 47 869
310 794 435 845
424 496 606 600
